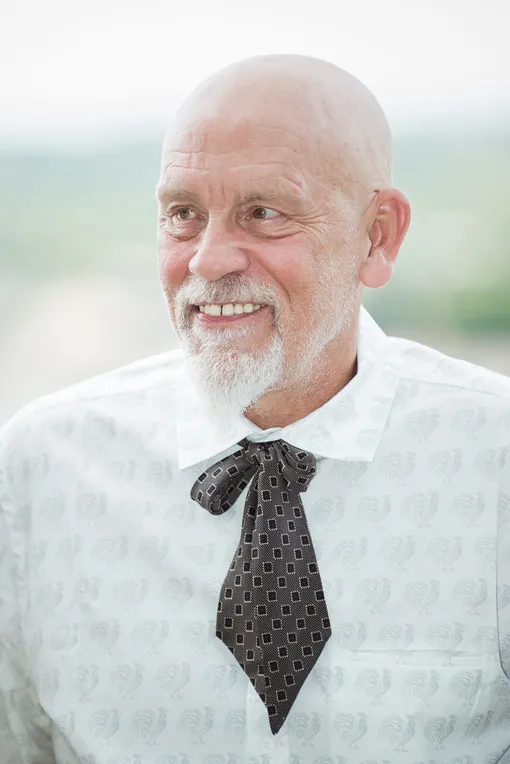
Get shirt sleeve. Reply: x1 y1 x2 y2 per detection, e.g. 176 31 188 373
0 484 56 763
498 441 510 680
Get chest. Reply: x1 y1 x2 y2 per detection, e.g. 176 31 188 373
19 424 510 762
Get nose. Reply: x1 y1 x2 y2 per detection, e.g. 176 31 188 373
188 222 250 281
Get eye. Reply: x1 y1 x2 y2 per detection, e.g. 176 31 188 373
173 207 197 221
160 205 203 240
250 207 280 220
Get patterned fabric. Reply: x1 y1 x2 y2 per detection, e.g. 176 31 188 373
191 439 331 733
1 308 510 763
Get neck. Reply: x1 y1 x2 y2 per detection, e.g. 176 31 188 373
245 318 359 430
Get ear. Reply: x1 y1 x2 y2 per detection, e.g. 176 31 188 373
360 189 411 289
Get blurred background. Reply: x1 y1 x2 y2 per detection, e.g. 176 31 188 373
1 0 509 425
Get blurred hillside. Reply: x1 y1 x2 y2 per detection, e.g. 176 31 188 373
0 131 509 422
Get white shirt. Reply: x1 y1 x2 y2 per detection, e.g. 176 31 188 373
2 306 510 764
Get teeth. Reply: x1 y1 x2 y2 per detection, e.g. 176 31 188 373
199 303 263 315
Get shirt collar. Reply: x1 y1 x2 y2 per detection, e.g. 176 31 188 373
177 306 399 470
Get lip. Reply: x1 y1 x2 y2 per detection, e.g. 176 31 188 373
194 305 270 325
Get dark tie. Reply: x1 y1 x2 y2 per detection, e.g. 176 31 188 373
190 438 332 734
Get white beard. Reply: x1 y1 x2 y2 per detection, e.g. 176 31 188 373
184 324 284 421
294 260 359 388
171 256 359 421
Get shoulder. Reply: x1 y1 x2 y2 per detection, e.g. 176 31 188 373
387 334 510 402
0 349 185 464
384 335 510 444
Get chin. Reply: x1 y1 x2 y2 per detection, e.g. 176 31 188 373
185 332 285 417
192 327 272 358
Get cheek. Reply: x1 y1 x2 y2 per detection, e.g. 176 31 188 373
157 237 191 289
265 235 349 332
260 236 315 297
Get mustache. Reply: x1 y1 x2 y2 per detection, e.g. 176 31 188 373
175 275 280 308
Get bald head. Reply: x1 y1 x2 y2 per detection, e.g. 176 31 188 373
166 54 393 200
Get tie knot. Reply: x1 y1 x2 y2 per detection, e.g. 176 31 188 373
191 439 316 516
241 439 316 487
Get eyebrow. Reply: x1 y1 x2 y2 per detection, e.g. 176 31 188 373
155 186 203 205
238 191 286 205
156 185 306 210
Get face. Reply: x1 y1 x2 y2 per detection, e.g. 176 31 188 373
157 116 363 416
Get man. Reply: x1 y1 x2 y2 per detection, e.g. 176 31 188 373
1 53 510 764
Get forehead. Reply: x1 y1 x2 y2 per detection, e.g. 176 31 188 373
163 116 307 162
160 118 321 195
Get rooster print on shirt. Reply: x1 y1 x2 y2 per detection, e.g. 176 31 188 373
2 327 510 763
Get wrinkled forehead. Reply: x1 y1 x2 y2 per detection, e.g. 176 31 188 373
162 114 311 164
160 114 340 199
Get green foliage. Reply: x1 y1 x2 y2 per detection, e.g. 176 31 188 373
452 288 510 333
0 144 161 279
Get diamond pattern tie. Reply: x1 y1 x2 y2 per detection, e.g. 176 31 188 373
190 438 332 734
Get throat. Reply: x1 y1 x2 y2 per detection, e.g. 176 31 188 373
245 353 358 430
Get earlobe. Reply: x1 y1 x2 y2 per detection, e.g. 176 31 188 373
360 248 393 289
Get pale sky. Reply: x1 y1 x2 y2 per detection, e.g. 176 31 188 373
1 0 509 148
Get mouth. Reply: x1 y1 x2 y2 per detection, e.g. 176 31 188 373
192 302 269 323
